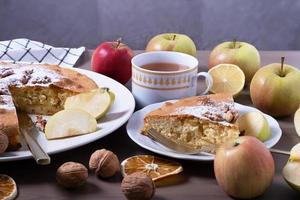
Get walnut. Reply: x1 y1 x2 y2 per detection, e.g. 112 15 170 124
223 111 234 122
24 69 34 75
56 162 88 188
0 87 9 95
39 94 47 104
20 73 31 84
121 172 155 200
0 131 8 153
35 115 47 132
31 76 51 84
0 68 14 78
89 149 120 178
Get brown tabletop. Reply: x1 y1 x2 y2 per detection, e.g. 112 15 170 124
1 50 300 199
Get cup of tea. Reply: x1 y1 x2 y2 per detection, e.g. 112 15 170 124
131 51 213 107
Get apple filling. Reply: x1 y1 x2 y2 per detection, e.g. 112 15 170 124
142 116 240 153
9 85 76 115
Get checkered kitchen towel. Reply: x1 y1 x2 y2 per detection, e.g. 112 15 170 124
0 38 85 67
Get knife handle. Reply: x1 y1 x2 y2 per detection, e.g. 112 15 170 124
23 130 51 165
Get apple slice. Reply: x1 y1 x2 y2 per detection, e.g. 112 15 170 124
64 88 115 120
290 143 300 161
237 112 271 142
282 161 300 192
45 109 97 139
294 107 300 137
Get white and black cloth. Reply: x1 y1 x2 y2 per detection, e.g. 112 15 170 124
0 38 85 67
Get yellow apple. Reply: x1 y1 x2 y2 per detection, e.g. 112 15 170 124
250 59 300 117
145 33 197 57
208 41 260 83
237 112 271 142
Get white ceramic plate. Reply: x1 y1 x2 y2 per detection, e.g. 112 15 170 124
126 101 282 161
0 68 135 162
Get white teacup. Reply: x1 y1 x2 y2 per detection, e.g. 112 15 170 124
131 51 213 107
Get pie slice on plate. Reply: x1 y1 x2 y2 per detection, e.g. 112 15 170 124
0 62 98 150
142 93 240 153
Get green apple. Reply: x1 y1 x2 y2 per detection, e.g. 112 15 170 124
294 107 300 137
250 58 300 117
208 41 260 83
145 33 197 57
237 112 271 142
282 143 300 192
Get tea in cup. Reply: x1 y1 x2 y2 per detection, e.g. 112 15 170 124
131 51 213 107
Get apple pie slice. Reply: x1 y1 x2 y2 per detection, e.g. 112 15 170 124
142 93 240 153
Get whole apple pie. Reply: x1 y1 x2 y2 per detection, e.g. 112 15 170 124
142 93 240 153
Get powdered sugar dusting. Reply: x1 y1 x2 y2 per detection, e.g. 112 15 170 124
0 63 63 110
0 66 61 87
0 95 15 110
171 101 237 126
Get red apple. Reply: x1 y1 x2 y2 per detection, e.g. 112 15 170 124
214 136 274 199
91 39 133 84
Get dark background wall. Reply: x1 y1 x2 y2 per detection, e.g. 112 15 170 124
0 0 299 50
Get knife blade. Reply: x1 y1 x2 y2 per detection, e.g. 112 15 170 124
17 112 51 165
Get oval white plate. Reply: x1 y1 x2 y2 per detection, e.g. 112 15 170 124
0 68 135 162
126 101 282 161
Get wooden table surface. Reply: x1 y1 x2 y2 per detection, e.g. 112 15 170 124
1 50 300 200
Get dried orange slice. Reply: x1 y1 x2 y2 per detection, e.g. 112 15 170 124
0 174 17 200
121 155 183 181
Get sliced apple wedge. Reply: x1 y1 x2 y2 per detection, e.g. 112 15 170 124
237 112 271 142
45 109 97 139
64 88 115 120
290 143 300 161
283 143 300 191
282 160 300 191
294 107 300 137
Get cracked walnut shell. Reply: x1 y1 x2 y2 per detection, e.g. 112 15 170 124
89 149 120 178
121 172 155 200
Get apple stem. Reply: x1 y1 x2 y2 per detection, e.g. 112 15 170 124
233 142 239 147
232 37 237 48
280 57 285 77
114 37 122 48
172 34 176 40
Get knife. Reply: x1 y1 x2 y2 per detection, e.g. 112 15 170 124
17 112 51 165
